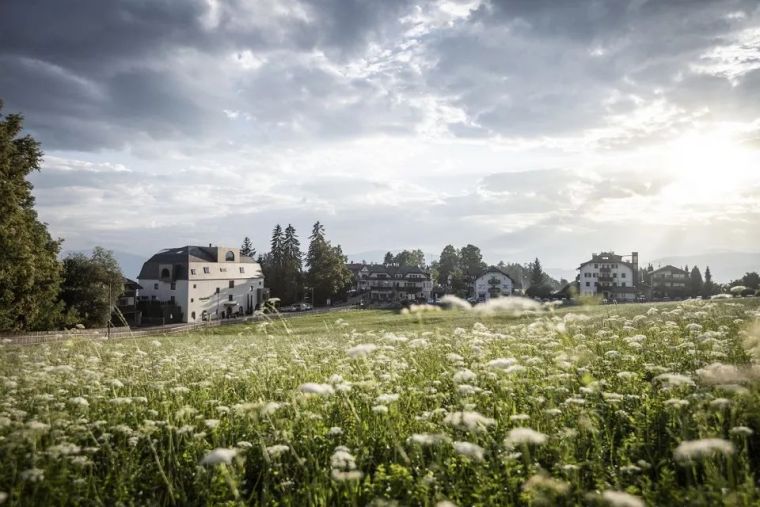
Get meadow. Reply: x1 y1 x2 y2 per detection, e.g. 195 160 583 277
1 299 759 506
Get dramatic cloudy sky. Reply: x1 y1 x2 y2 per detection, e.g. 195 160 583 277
2 0 760 274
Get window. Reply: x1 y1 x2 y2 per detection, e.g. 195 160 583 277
613 273 617 278
191 269 196 275
203 267 210 274
191 312 196 320
621 282 626 287
594 264 598 268
151 295 156 300
170 282 176 290
170 295 175 303
193 284 197 289
621 273 626 278
229 280 234 289
154 283 158 290
228 295 233 301
216 287 220 294
225 251 235 261
220 267 227 273
190 298 194 303
161 268 171 279
239 267 245 273
586 282 590 287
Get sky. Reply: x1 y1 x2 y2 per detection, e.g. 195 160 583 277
2 0 760 273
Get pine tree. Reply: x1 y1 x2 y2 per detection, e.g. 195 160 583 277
265 225 284 299
437 245 460 289
240 236 255 258
306 222 352 306
526 258 550 298
703 266 715 297
383 251 394 265
281 224 303 304
689 265 703 298
0 102 65 331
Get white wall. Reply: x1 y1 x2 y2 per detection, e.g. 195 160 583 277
579 262 634 296
474 272 513 300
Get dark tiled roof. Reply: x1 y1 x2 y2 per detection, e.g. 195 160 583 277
651 265 688 275
348 263 430 278
138 245 256 279
477 266 515 283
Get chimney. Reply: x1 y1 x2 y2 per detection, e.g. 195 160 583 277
209 243 212 247
632 251 639 286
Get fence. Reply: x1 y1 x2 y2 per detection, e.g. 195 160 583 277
0 306 358 346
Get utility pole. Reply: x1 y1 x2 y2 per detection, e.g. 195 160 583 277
107 283 111 339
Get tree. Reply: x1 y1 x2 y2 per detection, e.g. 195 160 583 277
306 222 353 306
436 245 461 290
240 236 256 258
688 266 703 298
741 272 760 290
526 257 551 298
459 244 486 290
262 225 284 299
281 224 303 304
60 247 123 328
389 249 426 268
703 266 716 297
383 251 394 265
0 102 65 331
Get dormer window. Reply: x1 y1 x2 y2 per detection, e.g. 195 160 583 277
225 251 235 261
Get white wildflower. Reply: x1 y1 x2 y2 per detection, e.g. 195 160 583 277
452 441 485 462
505 427 548 446
601 490 645 507
266 444 290 459
674 438 735 462
298 383 335 396
200 448 238 466
443 411 496 433
347 343 377 358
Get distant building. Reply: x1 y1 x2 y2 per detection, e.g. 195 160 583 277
348 263 433 303
138 245 265 323
115 277 142 326
649 265 688 298
473 267 515 301
578 251 641 301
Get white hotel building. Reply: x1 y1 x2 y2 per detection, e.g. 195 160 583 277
138 245 265 322
578 251 640 301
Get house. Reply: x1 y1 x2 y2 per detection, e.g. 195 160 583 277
649 265 688 299
115 277 142 326
137 245 265 323
349 263 433 303
578 251 641 301
473 267 515 301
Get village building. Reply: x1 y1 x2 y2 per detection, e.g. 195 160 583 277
137 245 265 323
649 265 689 299
578 251 641 301
472 266 515 301
348 263 433 303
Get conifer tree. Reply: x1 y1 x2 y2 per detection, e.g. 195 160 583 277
0 102 65 331
240 236 255 258
306 222 352 306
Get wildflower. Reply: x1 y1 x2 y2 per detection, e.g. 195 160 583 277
20 468 44 482
729 426 753 437
696 363 747 385
328 426 343 436
69 396 89 407
486 358 518 370
347 343 377 358
709 398 730 409
674 438 735 462
452 369 477 383
298 383 334 396
601 490 645 507
446 353 464 362
237 441 253 448
522 473 570 495
331 470 364 481
452 441 485 462
436 501 457 507
372 405 388 414
654 373 695 388
0 492 7 504
375 393 399 404
266 444 290 459
443 411 496 433
505 427 547 446
204 419 220 429
201 448 238 466
509 414 530 422
260 401 284 416
408 433 451 446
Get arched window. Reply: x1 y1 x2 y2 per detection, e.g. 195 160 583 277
225 251 235 261
160 268 171 279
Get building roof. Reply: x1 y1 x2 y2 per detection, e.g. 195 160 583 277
138 245 259 280
651 265 688 275
578 251 635 270
123 277 143 290
348 262 430 277
476 266 515 284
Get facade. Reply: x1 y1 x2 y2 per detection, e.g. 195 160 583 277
473 267 514 301
578 251 640 301
349 263 433 302
115 277 142 326
649 265 688 298
138 245 265 323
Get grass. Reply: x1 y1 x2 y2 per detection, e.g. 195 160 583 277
0 299 759 506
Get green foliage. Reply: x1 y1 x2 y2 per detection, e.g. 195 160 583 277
0 102 65 331
305 221 353 306
458 244 486 288
436 244 460 289
60 247 124 328
526 258 552 298
385 249 426 269
689 266 703 298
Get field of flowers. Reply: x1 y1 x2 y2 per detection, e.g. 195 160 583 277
1 299 759 506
